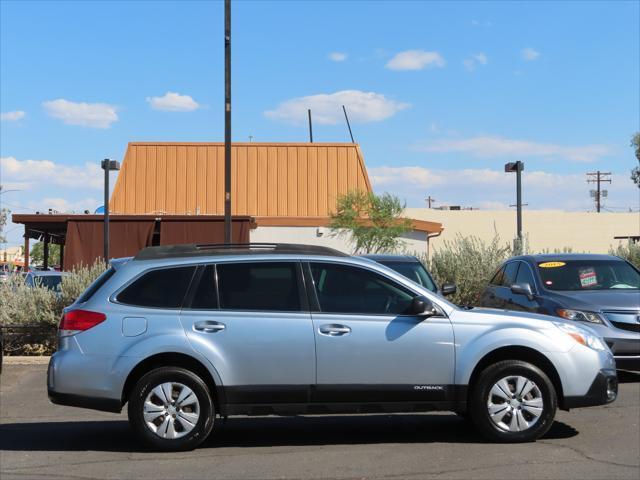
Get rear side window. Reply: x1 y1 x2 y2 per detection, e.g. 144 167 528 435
217 262 301 311
117 266 196 308
489 267 505 286
78 267 115 303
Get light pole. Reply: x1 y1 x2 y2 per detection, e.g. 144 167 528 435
505 161 524 253
101 159 120 263
224 0 232 244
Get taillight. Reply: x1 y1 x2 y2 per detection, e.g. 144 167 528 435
59 309 106 335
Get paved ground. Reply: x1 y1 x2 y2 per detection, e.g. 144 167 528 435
1 364 639 480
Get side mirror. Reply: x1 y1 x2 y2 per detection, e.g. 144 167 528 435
441 283 457 296
510 283 535 301
409 296 438 316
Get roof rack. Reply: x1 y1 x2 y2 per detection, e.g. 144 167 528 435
134 243 349 260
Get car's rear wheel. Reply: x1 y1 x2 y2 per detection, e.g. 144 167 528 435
128 367 214 451
470 360 557 442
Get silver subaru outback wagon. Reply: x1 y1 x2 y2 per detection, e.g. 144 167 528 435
48 243 617 451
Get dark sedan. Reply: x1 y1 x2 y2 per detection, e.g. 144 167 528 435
478 253 640 370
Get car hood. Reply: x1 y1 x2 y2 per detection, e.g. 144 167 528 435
548 290 640 312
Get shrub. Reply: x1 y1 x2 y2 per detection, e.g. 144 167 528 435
0 261 106 355
610 241 640 269
414 234 514 306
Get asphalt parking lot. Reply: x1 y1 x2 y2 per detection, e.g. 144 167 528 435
1 363 639 480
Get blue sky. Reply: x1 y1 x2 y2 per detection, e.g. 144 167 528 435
1 0 639 247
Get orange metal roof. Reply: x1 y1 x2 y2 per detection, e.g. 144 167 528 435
110 142 373 217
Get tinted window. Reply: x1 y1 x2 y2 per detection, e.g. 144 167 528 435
490 267 505 286
118 266 196 308
537 260 640 291
217 262 301 311
310 263 415 315
78 267 115 303
515 262 536 288
32 275 63 292
501 262 519 287
379 261 437 293
189 265 218 309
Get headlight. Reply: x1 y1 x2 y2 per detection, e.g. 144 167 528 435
557 308 604 324
554 322 608 351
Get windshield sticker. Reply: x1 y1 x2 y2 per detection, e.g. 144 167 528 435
538 261 566 268
579 268 598 288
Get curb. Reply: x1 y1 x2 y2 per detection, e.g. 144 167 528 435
3 356 51 365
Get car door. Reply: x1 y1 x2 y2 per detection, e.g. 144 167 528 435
180 261 316 405
307 261 455 403
480 267 505 308
494 261 520 309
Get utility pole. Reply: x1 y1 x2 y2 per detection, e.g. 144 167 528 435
224 0 232 244
426 196 436 208
586 171 611 213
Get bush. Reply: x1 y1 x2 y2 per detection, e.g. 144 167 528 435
0 260 106 355
418 235 514 306
610 241 640 269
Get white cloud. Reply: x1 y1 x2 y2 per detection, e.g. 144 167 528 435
265 90 410 125
463 53 488 71
522 48 540 61
328 52 348 62
369 166 638 211
416 136 611 163
146 91 200 111
385 50 445 71
1 110 26 122
1 156 104 190
42 99 118 128
471 20 493 27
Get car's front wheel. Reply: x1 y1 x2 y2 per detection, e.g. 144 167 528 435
128 367 215 451
469 360 557 442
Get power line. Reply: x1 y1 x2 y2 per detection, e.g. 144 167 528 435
586 171 611 213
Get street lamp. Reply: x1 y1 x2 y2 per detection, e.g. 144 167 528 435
505 161 525 253
101 159 120 263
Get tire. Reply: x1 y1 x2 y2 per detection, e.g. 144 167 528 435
128 367 215 451
469 360 557 443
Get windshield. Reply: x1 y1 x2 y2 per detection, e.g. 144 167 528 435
537 260 640 291
379 261 438 293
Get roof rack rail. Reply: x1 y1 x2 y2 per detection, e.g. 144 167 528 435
134 243 349 260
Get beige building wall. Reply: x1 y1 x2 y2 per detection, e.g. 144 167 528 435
405 209 640 255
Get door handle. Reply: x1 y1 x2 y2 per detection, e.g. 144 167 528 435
194 321 226 333
319 324 351 336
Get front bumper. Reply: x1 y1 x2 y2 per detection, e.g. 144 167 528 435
563 369 618 409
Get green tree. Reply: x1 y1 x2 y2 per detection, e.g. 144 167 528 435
30 242 61 266
632 132 640 188
330 191 412 254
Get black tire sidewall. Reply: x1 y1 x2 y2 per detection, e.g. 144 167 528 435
471 360 557 443
128 367 214 451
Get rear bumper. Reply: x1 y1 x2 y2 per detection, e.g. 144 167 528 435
47 352 122 413
563 369 618 409
48 389 122 413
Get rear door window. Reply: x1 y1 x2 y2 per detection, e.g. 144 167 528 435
189 265 219 309
490 267 505 286
217 262 302 311
117 266 196 308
